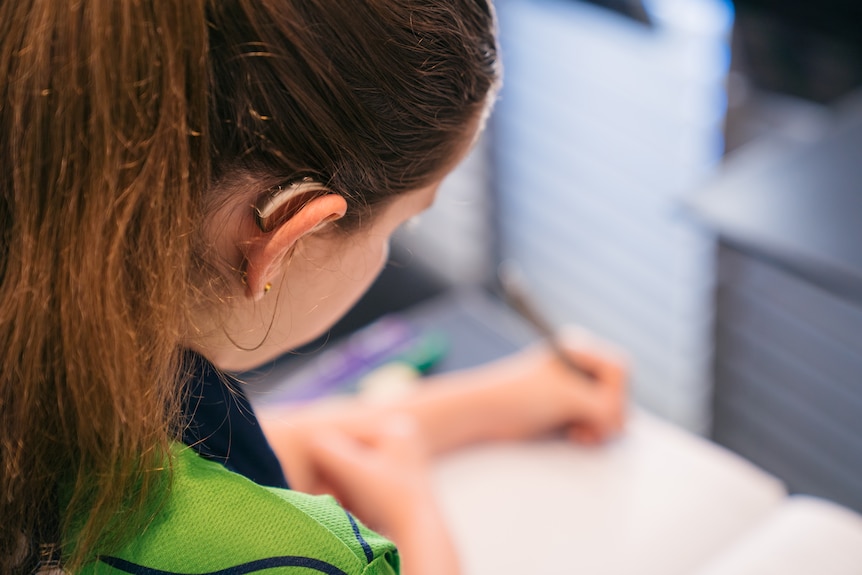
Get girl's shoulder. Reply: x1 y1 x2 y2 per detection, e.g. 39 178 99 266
82 445 399 575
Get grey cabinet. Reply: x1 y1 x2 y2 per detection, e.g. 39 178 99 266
690 97 862 512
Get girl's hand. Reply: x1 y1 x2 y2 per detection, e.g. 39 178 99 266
271 412 462 575
300 414 432 532
260 401 433 521
496 327 628 446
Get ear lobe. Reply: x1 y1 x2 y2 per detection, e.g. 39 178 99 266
242 194 347 301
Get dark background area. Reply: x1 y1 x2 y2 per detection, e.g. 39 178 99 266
732 0 862 104
726 0 862 153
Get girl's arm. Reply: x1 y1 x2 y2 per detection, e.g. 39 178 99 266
373 329 628 454
260 328 627 478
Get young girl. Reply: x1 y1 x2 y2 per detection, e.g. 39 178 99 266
0 1 625 573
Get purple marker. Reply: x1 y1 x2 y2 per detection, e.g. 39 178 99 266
268 316 419 402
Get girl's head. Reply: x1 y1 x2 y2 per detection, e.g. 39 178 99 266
0 0 498 569
189 0 500 369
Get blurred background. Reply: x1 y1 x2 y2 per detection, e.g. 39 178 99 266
267 0 862 513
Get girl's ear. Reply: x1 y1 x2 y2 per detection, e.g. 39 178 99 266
242 193 347 301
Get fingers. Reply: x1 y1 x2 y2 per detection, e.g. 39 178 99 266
307 429 368 481
309 415 424 480
558 326 628 390
304 430 379 522
566 424 604 446
303 415 431 532
556 326 629 441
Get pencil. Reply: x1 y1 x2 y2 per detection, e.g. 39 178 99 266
497 261 595 383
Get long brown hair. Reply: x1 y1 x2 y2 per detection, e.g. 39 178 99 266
0 0 498 571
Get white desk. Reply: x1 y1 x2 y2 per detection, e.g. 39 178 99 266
435 408 862 575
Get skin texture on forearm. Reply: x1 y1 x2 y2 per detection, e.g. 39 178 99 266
377 357 563 455
371 338 626 455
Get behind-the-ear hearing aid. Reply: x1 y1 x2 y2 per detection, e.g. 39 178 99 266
253 177 330 233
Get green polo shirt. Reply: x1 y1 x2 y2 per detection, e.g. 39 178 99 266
80 444 399 575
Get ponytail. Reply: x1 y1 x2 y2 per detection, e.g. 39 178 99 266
0 0 209 569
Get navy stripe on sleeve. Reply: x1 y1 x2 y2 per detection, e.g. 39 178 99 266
99 555 349 575
345 510 374 563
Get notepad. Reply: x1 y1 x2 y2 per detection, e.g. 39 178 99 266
433 408 862 575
